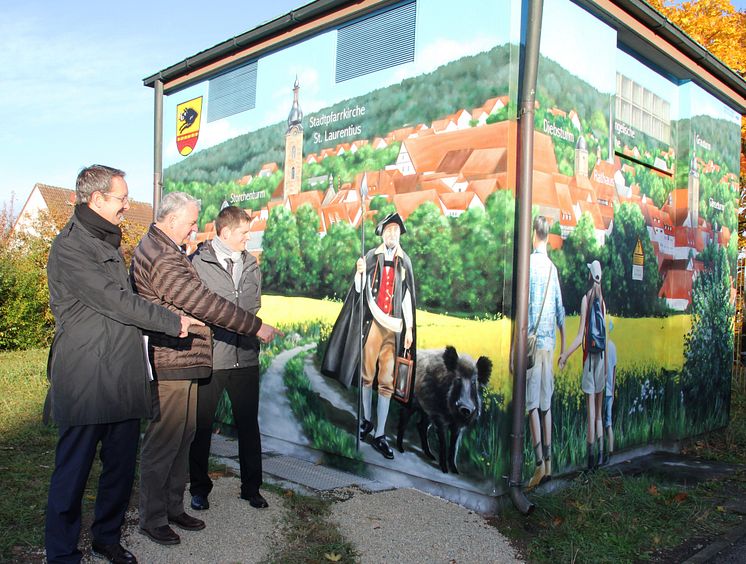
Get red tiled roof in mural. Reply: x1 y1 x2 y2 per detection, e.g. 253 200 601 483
393 173 421 194
393 189 444 220
548 233 563 250
249 218 266 232
578 200 605 230
462 148 508 177
403 121 513 174
354 170 399 198
389 126 417 142
420 178 454 194
674 226 705 252
533 132 558 174
467 178 499 203
719 226 731 246
320 203 353 230
288 190 324 213
659 268 693 302
532 171 560 209
440 191 478 212
436 149 472 174
664 189 690 226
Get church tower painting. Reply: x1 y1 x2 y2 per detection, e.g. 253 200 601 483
574 134 588 177
687 145 699 228
284 77 304 200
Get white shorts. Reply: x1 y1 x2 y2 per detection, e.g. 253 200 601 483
582 353 605 395
526 349 554 412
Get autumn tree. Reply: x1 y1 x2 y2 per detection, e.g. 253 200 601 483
647 0 746 183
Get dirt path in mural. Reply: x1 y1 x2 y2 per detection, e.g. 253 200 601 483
300 350 490 490
258 344 315 445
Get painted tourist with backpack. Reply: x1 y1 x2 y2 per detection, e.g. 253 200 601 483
559 260 607 470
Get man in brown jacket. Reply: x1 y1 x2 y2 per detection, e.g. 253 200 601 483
131 192 280 546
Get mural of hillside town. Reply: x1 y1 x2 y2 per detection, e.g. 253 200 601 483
162 0 739 496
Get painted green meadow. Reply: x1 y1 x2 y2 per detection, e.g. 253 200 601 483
223 296 725 490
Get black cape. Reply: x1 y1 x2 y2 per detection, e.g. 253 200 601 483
321 245 417 397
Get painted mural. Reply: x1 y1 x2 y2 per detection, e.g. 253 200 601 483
161 0 740 497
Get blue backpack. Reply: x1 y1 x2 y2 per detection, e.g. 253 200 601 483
585 291 606 354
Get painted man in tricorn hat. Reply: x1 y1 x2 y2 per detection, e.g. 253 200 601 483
322 212 416 460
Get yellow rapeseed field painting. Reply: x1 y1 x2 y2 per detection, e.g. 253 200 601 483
261 295 690 393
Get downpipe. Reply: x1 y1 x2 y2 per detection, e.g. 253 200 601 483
508 0 544 515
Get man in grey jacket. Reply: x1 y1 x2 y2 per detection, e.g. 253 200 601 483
189 206 270 510
44 165 201 564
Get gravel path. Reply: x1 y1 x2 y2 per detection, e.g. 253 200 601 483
330 488 521 563
118 477 284 564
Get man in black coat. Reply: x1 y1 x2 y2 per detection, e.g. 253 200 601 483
44 165 201 564
322 212 416 459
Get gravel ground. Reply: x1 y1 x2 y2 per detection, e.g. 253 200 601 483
81 477 521 563
111 477 284 564
330 488 521 564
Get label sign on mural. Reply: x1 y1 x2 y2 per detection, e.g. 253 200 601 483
632 238 644 281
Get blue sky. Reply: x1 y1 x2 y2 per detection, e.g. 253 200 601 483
0 0 308 210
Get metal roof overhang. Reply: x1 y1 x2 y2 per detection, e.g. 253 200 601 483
143 0 746 113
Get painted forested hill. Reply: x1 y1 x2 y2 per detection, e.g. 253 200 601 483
165 43 608 184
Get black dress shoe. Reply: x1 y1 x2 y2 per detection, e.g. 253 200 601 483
191 494 210 510
138 525 180 546
91 541 137 563
241 492 269 508
371 435 395 459
359 419 374 440
168 512 206 531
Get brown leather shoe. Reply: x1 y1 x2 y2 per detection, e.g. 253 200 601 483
168 512 206 531
138 525 180 546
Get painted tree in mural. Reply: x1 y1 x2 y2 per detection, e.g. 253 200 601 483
603 203 664 317
484 190 516 314
550 212 601 315
260 206 304 294
318 221 359 299
681 241 734 426
405 202 459 309
295 204 322 296
451 207 497 313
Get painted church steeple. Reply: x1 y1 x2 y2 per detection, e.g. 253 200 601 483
284 77 304 199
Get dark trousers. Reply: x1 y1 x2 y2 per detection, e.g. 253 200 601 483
45 419 140 564
189 366 262 498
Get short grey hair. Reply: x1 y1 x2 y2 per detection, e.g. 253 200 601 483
76 165 125 204
533 215 549 241
156 192 201 222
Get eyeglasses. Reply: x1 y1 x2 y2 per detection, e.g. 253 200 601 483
104 192 129 205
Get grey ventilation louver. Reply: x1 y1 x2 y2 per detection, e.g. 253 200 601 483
207 60 258 122
336 0 416 83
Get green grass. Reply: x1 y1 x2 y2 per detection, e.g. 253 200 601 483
0 349 56 560
498 381 746 563
283 354 361 461
262 488 358 564
498 470 739 563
